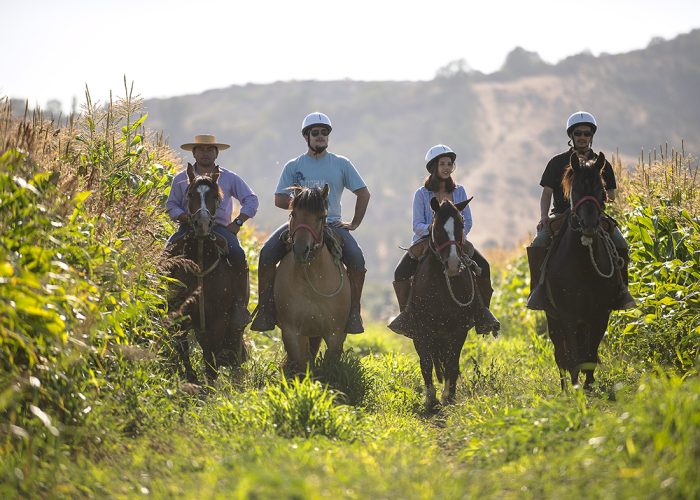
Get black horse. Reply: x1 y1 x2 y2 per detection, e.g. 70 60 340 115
389 197 484 409
542 152 623 390
167 165 249 383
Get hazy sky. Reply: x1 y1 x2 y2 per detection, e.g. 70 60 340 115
3 0 699 111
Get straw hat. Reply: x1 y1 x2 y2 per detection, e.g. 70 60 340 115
180 134 230 151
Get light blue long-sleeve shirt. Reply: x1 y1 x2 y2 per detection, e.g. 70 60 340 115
412 185 473 243
166 165 259 225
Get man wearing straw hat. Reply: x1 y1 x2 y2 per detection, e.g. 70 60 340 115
166 134 259 329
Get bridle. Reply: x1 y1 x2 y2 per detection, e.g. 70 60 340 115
187 179 221 236
288 212 345 298
428 213 477 307
569 188 621 279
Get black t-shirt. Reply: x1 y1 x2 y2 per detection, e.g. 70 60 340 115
540 149 617 215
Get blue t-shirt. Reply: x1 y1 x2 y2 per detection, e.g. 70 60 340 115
275 152 366 223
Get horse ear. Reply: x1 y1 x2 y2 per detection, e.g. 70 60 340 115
570 153 580 172
430 196 441 212
594 152 606 171
321 183 329 199
186 163 195 183
455 196 473 211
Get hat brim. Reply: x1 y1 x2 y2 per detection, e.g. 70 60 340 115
180 143 230 151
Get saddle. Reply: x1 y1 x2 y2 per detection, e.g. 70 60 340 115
547 209 617 236
407 237 475 261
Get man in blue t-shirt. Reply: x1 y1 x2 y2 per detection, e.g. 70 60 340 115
251 112 371 333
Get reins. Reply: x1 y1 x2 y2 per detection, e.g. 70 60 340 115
290 222 345 298
428 226 477 308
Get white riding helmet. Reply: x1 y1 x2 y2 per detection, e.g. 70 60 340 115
566 111 597 136
425 144 456 171
301 112 332 135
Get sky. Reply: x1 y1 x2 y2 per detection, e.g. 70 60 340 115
2 0 700 112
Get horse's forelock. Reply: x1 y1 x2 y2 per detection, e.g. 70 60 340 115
291 186 328 214
562 162 606 202
433 200 464 233
190 175 222 201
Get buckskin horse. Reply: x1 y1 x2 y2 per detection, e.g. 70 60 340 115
167 165 249 383
540 152 623 390
274 185 351 372
388 197 484 409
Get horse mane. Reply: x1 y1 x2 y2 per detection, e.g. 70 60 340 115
290 185 328 214
561 163 608 203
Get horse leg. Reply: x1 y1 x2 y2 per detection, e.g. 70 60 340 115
282 330 310 374
310 336 323 359
202 348 218 384
547 314 571 392
414 338 438 410
583 370 595 391
441 337 464 405
324 333 346 363
175 331 198 384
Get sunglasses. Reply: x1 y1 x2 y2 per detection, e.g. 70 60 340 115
309 128 330 137
573 130 593 137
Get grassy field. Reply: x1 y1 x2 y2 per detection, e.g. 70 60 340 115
3 323 698 498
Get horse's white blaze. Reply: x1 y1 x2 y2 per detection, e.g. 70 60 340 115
196 184 209 211
445 216 460 274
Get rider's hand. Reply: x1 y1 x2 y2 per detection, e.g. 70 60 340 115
331 220 358 231
227 222 240 235
537 218 547 231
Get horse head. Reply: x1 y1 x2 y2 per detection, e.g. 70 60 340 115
565 152 607 238
288 184 329 264
186 164 222 238
429 196 471 277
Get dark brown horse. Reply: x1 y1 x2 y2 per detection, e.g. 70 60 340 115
274 185 351 372
389 197 483 409
167 165 248 383
542 152 621 390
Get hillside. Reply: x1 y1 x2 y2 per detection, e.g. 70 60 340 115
143 29 700 283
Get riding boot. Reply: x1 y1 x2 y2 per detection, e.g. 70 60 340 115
474 277 500 337
345 268 366 334
250 263 278 331
392 279 412 313
229 266 252 332
526 246 549 310
611 247 636 310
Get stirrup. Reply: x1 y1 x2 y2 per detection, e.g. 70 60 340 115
475 309 500 337
526 285 548 310
612 289 636 310
345 309 364 334
250 304 276 331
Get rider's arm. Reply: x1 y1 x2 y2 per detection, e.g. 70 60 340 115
275 193 292 210
538 187 553 228
348 187 370 229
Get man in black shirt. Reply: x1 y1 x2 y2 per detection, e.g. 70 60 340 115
527 111 635 310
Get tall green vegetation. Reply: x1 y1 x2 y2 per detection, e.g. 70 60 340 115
1 87 698 498
0 87 179 483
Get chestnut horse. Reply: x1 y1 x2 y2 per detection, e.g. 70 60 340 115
167 165 248 383
389 197 483 409
543 152 621 390
274 185 351 372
